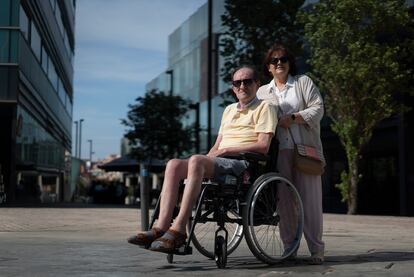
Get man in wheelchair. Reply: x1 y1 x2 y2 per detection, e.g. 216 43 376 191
128 65 277 254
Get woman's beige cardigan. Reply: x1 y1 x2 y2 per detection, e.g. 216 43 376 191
256 74 325 163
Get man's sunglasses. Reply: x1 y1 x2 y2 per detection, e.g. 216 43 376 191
270 56 289 64
232 78 255 88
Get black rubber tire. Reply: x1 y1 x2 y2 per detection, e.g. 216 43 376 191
189 199 243 259
243 173 304 264
215 235 227 269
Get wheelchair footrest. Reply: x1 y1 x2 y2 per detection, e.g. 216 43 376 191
171 245 192 255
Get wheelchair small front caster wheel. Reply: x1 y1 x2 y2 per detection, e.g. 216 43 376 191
215 235 227 268
167 254 173 264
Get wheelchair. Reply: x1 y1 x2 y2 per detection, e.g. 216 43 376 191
147 141 304 268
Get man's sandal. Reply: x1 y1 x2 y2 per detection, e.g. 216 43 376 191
127 227 165 247
149 228 187 253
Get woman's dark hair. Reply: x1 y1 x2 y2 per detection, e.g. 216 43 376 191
231 64 259 81
263 43 297 76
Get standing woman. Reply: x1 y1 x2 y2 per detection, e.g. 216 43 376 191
257 43 325 264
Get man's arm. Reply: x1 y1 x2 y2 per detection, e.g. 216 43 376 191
209 132 273 157
207 134 223 157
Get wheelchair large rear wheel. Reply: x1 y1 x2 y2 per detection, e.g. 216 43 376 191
243 173 304 264
189 197 244 259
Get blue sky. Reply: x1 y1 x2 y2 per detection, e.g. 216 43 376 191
73 0 206 160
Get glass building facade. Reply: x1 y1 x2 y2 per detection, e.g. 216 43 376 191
0 0 75 204
146 0 414 215
146 0 228 153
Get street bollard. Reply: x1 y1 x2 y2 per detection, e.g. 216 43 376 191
139 164 149 231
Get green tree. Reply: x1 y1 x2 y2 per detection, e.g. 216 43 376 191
220 0 305 85
299 0 413 214
121 90 194 160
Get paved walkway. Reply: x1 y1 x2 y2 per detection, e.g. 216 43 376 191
0 207 413 276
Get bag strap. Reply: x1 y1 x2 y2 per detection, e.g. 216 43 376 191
287 127 297 145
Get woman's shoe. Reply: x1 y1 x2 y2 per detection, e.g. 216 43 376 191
308 252 324 265
149 228 187 253
127 227 165 247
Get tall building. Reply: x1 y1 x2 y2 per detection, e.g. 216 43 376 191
145 0 414 215
0 0 75 204
146 0 227 153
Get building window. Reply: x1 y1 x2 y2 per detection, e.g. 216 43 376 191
0 0 11 25
19 5 29 40
30 23 41 61
0 30 17 63
41 46 49 73
0 30 10 62
66 95 72 116
55 4 65 36
64 30 71 56
48 61 58 90
49 0 56 12
58 78 66 105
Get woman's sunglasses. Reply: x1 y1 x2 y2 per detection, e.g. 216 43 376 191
270 56 289 65
232 78 255 88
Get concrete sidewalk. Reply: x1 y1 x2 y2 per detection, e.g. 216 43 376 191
0 207 413 276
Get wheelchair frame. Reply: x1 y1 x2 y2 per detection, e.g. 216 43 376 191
147 151 304 268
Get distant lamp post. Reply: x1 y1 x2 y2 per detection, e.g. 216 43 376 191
88 139 94 162
166 69 173 96
74 121 78 158
189 103 200 153
79 118 84 159
207 0 213 149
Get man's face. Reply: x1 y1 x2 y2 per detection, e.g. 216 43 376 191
232 68 259 104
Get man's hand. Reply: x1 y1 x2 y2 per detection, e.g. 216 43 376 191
207 148 227 158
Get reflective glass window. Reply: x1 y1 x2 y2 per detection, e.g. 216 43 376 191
49 0 56 11
58 78 66 105
0 30 17 63
0 0 11 25
64 30 71 55
66 95 72 116
30 23 41 61
15 107 65 169
0 30 10 62
19 5 29 40
55 4 64 35
41 45 48 73
48 61 58 90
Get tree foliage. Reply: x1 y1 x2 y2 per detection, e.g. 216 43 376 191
220 0 305 85
299 0 413 214
121 90 194 160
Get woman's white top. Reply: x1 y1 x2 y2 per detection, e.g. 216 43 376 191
257 74 326 163
268 75 301 150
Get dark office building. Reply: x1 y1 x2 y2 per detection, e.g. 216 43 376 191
0 0 75 204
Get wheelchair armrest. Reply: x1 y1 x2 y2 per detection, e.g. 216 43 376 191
221 152 270 162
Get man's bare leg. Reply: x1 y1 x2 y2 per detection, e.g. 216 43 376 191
171 155 215 234
155 158 189 231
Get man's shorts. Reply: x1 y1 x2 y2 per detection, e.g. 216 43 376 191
212 157 249 183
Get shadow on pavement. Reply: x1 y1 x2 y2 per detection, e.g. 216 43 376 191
326 251 414 265
154 251 414 272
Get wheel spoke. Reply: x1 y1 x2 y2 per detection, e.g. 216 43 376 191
244 174 304 264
